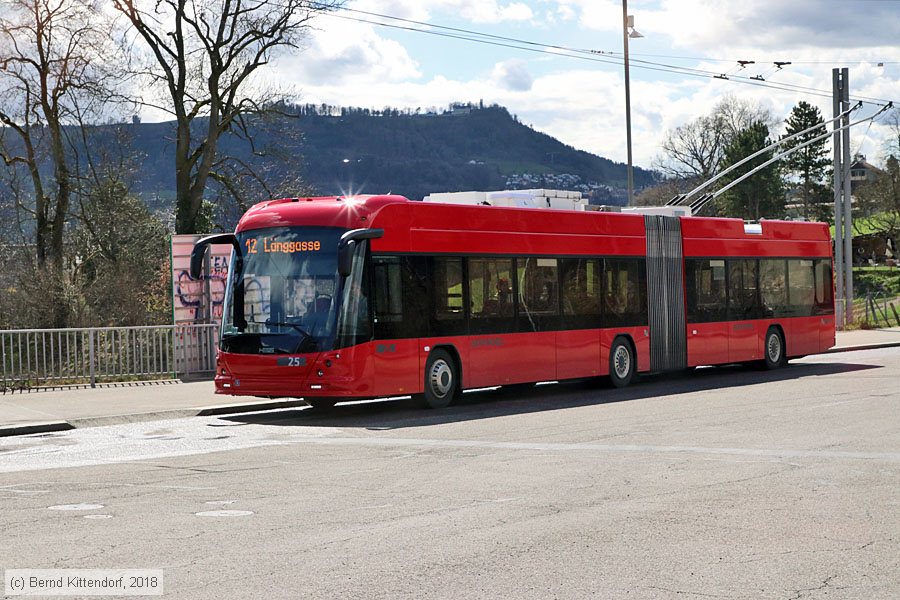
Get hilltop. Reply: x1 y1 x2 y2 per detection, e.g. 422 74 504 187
127 103 657 205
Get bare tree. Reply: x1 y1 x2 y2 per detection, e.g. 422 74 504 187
633 179 686 207
0 0 119 326
882 107 900 159
656 114 724 181
655 95 776 184
714 94 777 140
113 0 341 233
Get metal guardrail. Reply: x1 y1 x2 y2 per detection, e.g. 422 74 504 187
0 324 219 390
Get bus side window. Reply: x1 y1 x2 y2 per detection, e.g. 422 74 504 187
468 258 513 318
517 257 559 331
372 257 402 326
728 259 761 320
371 256 400 340
685 259 727 323
603 258 647 327
561 258 602 328
430 257 466 337
787 259 815 316
813 259 834 315
760 259 787 317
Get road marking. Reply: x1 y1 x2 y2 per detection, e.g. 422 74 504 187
0 417 341 474
284 436 900 462
195 510 253 517
149 485 217 491
47 503 104 511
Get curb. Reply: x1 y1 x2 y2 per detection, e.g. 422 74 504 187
0 399 307 438
826 341 900 353
196 399 307 416
0 421 75 437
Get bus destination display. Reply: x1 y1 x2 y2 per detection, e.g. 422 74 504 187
245 238 321 254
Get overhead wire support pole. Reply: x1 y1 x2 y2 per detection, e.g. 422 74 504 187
622 0 635 206
842 67 854 325
675 101 862 206
688 102 891 214
833 69 845 329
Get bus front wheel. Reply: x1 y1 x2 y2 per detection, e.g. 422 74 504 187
423 349 459 409
609 337 636 388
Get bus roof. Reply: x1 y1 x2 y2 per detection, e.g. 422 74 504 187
235 194 832 258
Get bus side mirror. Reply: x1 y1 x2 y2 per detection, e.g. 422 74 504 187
338 240 356 277
338 228 384 277
190 233 239 279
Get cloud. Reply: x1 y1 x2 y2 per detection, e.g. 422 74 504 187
644 0 900 51
492 60 534 91
352 0 431 21
275 18 420 86
556 5 576 21
353 0 534 23
552 0 623 33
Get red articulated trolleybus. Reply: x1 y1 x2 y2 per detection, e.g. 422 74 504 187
191 192 835 409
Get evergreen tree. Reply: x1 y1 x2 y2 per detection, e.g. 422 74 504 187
781 101 830 220
718 121 785 220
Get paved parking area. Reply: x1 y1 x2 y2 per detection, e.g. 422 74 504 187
1 347 899 599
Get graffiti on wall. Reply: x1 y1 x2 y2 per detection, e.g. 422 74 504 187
171 235 233 326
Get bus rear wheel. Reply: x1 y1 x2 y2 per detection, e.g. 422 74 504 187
609 337 636 388
763 327 787 370
423 349 459 409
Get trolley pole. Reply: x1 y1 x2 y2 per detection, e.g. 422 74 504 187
832 69 845 329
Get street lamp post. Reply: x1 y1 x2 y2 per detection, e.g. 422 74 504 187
622 2 642 206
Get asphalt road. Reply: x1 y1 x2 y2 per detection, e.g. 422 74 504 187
2 348 899 599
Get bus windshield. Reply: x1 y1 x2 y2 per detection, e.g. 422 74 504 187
220 226 346 354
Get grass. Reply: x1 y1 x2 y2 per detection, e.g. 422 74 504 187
829 212 899 237
854 266 900 298
852 265 900 327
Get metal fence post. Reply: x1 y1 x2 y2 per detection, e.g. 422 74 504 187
172 326 179 380
89 330 96 388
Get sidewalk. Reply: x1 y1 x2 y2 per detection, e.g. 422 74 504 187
831 325 900 352
0 381 304 436
2 327 899 437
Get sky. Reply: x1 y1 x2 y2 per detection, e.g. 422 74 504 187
260 0 900 171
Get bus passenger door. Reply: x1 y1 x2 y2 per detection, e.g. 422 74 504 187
467 258 538 387
685 259 729 366
370 256 426 397
558 258 603 379
513 258 559 384
727 260 762 362
786 259 819 356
